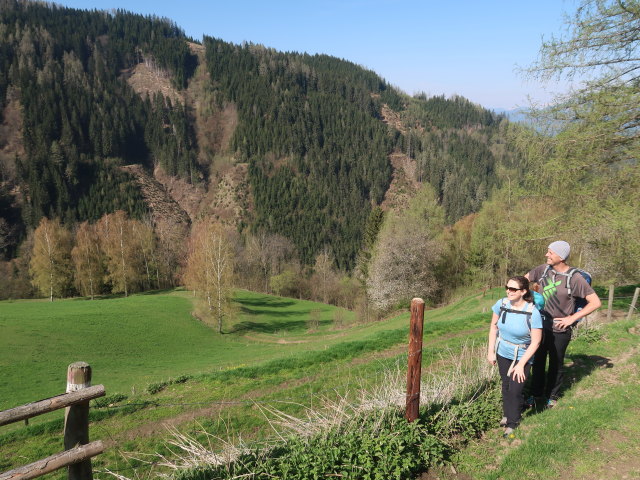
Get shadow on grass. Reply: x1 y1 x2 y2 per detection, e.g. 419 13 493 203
234 296 297 309
70 289 177 301
230 318 333 334
138 288 178 296
524 353 612 415
238 305 302 317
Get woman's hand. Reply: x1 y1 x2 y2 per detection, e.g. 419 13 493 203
510 363 526 383
487 352 496 366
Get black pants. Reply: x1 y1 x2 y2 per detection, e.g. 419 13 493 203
531 329 572 400
497 354 531 429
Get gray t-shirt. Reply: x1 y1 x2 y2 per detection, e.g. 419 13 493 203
528 264 596 330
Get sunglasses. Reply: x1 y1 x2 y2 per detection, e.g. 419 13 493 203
505 286 522 292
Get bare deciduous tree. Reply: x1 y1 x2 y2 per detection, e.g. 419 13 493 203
29 217 73 301
243 232 296 293
97 211 143 296
71 221 105 299
184 220 235 333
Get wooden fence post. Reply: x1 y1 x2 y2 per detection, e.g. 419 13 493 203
64 362 93 480
405 298 425 422
627 287 640 321
607 285 615 322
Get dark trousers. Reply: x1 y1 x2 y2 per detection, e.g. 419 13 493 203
531 329 572 400
497 354 530 429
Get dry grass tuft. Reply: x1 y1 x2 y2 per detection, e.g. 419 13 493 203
107 341 496 479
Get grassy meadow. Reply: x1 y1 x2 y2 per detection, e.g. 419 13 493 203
0 288 492 411
0 289 354 410
0 287 491 475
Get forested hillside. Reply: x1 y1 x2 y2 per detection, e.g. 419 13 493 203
0 0 199 249
0 0 510 271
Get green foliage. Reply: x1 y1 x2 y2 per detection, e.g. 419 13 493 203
91 393 128 408
407 93 501 130
185 418 444 480
175 385 500 480
147 374 192 394
514 0 640 284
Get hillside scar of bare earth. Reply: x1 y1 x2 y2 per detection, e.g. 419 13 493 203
122 61 183 107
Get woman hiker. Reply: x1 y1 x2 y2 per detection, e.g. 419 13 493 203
487 276 543 437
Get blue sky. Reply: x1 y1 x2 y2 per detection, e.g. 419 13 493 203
56 0 578 110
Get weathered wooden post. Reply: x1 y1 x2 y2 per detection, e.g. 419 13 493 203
627 287 640 321
405 298 425 422
607 285 615 322
64 362 93 480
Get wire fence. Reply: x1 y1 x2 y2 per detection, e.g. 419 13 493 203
91 358 410 412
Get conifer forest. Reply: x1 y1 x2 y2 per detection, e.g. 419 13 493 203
0 0 638 314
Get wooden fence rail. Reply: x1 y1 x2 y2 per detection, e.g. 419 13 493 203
0 362 105 480
0 386 105 427
0 442 105 480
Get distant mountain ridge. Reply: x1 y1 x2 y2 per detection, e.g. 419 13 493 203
492 107 532 123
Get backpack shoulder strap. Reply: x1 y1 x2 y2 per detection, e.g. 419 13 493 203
499 298 509 323
499 300 533 331
565 267 578 296
524 302 534 331
538 264 552 284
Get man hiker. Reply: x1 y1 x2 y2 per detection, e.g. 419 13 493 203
524 240 601 408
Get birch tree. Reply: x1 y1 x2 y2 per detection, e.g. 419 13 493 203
311 247 337 304
71 221 105 299
132 219 158 291
97 211 142 296
184 220 234 333
29 217 73 300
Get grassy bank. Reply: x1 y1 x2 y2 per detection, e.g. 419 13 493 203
447 316 640 479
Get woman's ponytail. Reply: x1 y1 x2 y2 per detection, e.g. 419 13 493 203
509 275 533 303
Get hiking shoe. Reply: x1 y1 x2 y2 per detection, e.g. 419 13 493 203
500 416 507 427
546 398 557 409
503 427 515 438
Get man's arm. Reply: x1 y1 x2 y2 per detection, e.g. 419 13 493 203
555 292 602 329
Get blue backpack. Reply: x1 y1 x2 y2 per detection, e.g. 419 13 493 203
532 290 545 311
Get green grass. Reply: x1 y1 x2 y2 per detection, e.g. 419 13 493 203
0 288 494 412
0 287 496 477
3 285 635 479
0 290 355 411
450 318 640 479
594 283 640 310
